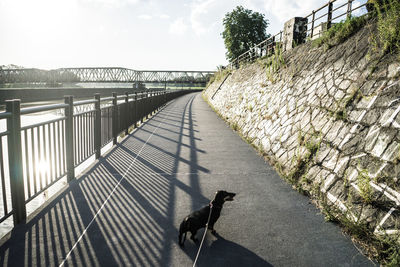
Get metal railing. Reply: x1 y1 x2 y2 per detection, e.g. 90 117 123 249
0 89 197 226
229 0 369 68
231 31 284 68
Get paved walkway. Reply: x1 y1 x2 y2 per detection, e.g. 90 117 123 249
0 92 375 266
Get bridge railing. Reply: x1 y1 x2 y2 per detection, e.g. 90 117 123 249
0 89 198 227
0 68 215 85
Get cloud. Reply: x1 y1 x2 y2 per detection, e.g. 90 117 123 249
169 17 188 35
159 14 170 19
138 14 152 19
81 0 140 8
259 0 330 23
190 0 230 35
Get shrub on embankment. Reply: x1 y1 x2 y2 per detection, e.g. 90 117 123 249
204 14 400 264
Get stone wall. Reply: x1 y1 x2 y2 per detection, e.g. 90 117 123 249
204 23 400 237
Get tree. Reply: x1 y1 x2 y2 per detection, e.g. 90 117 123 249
222 6 269 62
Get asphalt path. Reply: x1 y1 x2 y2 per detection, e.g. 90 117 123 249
0 92 375 266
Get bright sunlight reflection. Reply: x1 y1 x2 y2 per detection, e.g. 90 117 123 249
37 160 50 181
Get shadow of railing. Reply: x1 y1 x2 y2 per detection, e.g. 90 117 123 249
0 92 215 266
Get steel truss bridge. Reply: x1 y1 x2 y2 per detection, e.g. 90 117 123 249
0 67 215 84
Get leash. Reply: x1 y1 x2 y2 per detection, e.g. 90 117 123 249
192 202 213 267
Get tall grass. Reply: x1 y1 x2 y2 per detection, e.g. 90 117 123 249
313 15 367 50
265 44 285 83
372 0 400 55
206 68 231 87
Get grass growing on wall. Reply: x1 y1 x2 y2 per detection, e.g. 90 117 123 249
319 192 400 266
265 44 285 83
206 68 231 87
371 0 400 55
313 15 367 50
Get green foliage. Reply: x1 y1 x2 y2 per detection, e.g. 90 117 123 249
395 144 400 164
206 68 231 87
265 44 285 83
231 121 239 131
326 87 361 122
280 130 321 188
343 87 362 109
313 16 367 50
320 192 400 265
357 169 373 203
371 0 400 55
222 6 270 62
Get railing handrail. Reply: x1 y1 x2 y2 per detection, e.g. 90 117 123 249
74 99 97 106
0 111 12 119
21 103 69 115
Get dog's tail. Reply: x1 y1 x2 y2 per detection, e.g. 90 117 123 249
179 218 188 247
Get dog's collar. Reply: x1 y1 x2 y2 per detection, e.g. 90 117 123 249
210 201 222 209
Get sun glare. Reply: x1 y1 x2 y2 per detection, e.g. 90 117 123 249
37 160 50 177
2 0 80 69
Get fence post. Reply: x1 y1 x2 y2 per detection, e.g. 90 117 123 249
311 10 315 38
141 92 144 123
112 92 118 145
347 0 352 18
64 96 75 182
6 100 26 224
157 91 160 111
94 94 101 159
151 91 155 115
327 1 333 30
134 92 138 128
147 92 151 119
125 92 129 135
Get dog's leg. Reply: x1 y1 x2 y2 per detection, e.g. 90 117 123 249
179 231 187 247
182 232 187 246
208 222 217 235
179 219 188 247
190 230 198 242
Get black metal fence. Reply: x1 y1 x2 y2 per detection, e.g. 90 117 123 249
0 89 197 227
229 0 369 68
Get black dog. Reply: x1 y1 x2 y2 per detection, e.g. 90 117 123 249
178 190 236 247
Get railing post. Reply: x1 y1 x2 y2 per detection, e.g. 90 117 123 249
94 94 101 159
64 96 75 182
6 99 26 224
112 92 118 145
310 10 315 38
347 0 352 18
157 91 160 111
147 92 151 119
327 1 333 30
125 92 129 135
134 92 138 128
283 17 308 51
151 91 155 115
141 92 144 123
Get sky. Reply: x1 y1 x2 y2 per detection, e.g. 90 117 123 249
0 0 365 71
